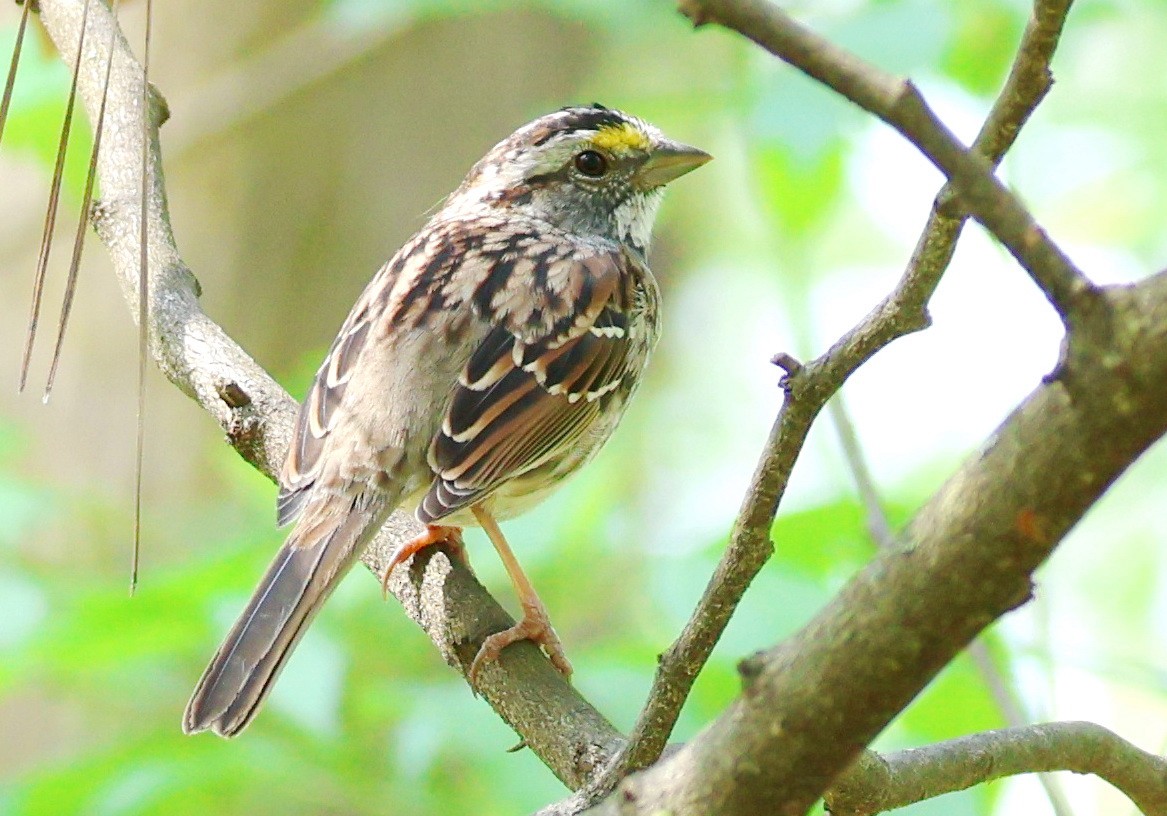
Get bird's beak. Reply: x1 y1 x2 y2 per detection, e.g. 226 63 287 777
634 140 712 190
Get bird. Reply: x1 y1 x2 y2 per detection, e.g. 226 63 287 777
183 105 710 737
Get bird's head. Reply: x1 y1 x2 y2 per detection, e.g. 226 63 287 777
450 105 711 255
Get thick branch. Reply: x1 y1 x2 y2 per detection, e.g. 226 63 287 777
827 723 1167 816
34 0 621 788
679 0 1096 325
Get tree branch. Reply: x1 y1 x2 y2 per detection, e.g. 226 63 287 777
826 723 1167 816
597 0 1076 793
679 0 1097 326
34 0 622 789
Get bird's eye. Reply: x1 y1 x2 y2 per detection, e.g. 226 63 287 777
573 150 608 178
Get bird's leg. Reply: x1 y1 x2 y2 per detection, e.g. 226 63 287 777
469 504 572 683
381 524 465 597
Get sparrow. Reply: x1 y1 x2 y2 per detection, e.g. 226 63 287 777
183 104 710 737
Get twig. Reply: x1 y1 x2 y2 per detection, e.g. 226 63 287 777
679 0 1096 325
826 723 1167 816
33 0 623 788
595 0 1078 795
827 397 894 548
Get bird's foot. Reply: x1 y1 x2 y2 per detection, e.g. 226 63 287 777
469 598 573 685
381 524 465 598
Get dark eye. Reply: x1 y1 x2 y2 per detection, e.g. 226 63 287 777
574 150 608 178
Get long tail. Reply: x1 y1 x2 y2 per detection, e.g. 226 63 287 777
183 495 391 737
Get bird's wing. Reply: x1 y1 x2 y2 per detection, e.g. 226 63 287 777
278 219 654 527
419 243 649 522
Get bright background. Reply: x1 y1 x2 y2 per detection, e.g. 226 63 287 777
1 0 1165 814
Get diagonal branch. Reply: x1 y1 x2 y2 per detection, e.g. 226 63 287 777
826 723 1167 816
599 0 1076 792
679 0 1097 326
33 0 622 789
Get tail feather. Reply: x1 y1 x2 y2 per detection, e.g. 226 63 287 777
184 495 391 737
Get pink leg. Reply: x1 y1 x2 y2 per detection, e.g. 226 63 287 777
468 504 572 684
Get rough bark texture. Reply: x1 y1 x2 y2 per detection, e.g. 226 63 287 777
828 723 1167 815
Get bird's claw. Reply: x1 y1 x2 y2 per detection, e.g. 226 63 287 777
468 600 573 685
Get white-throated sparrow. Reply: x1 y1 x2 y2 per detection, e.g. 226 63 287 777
184 105 710 737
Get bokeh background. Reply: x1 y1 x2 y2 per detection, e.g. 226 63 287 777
1 0 1165 813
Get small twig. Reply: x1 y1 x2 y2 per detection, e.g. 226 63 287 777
679 0 1095 325
826 723 1167 816
827 397 894 549
878 0 1074 339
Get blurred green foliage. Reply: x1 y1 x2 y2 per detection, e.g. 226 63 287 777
2 0 1166 815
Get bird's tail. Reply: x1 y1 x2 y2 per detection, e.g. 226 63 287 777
183 495 391 737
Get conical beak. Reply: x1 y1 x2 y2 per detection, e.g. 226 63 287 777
634 140 712 190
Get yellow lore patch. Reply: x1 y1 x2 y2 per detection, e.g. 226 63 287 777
591 122 651 153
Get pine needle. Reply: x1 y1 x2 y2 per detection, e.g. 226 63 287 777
131 0 155 594
20 0 94 393
44 0 123 401
0 0 32 148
